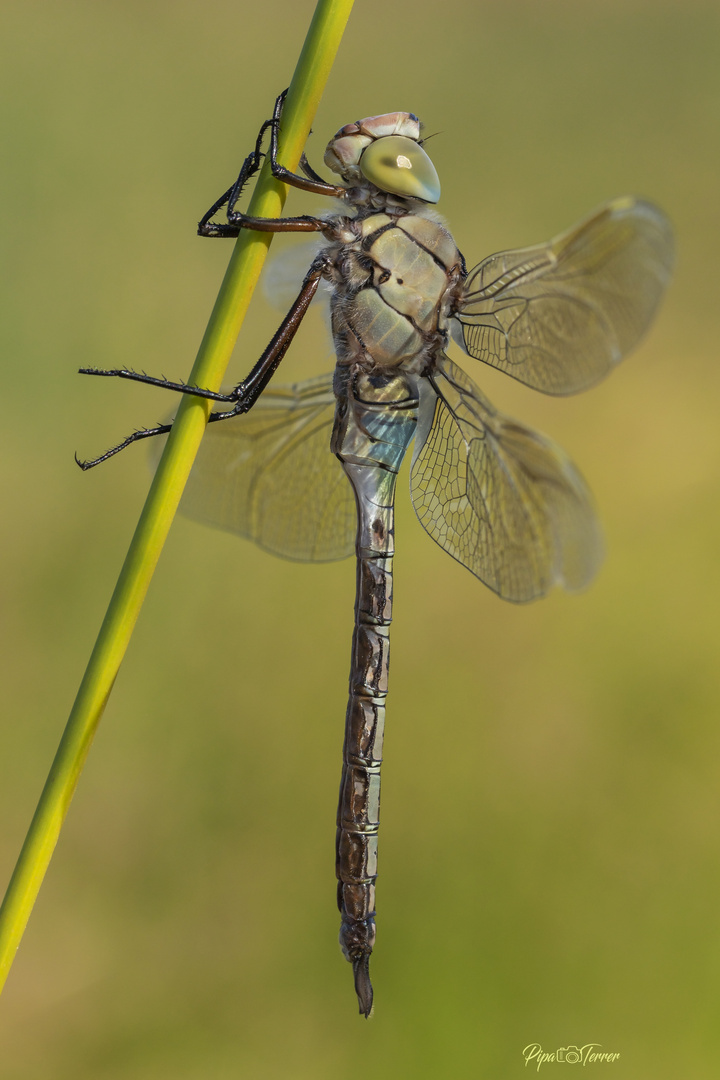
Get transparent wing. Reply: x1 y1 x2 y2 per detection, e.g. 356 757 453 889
410 357 603 602
263 237 326 309
455 197 674 395
178 373 356 562
262 240 334 352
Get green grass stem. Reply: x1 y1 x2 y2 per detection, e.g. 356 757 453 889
0 0 354 996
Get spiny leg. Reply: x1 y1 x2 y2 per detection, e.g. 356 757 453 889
260 89 346 197
299 152 330 186
224 95 340 232
79 93 339 468
76 256 327 469
76 369 237 401
198 116 274 238
198 90 344 238
75 421 174 471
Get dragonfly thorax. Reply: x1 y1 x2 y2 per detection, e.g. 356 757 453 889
326 210 463 375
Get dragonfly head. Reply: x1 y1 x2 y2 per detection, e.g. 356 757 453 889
324 113 441 204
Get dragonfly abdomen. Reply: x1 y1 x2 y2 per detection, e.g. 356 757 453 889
336 464 395 1018
332 371 419 1016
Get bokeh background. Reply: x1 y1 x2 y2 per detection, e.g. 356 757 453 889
1 1 718 1076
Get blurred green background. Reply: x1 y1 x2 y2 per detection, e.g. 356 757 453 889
1 1 718 1076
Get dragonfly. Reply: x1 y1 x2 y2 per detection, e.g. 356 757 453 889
78 91 674 1016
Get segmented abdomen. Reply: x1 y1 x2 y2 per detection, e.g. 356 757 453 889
331 370 419 1015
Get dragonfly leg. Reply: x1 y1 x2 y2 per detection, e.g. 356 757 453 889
206 254 327 415
261 89 346 198
226 209 326 233
75 421 173 470
77 368 237 401
299 152 330 186
76 256 327 468
198 91 342 238
200 160 327 235
197 115 274 238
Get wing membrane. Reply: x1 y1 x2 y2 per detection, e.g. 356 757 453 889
178 373 356 562
410 357 603 602
455 197 674 394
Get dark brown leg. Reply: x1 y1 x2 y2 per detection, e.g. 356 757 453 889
261 90 346 197
197 117 274 238
76 255 328 469
198 90 344 238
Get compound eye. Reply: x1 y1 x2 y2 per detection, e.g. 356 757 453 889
359 136 440 203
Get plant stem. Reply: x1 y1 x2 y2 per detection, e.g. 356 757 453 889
0 0 354 996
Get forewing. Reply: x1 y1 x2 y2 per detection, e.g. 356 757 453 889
179 373 356 562
410 357 603 602
263 237 326 308
455 197 674 394
262 240 334 353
